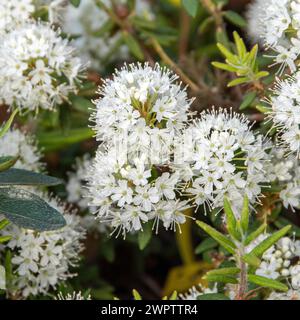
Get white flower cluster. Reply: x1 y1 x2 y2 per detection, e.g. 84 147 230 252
62 0 152 70
0 0 66 36
88 146 189 237
0 128 43 172
0 21 84 113
92 62 192 159
265 148 300 210
267 289 300 300
251 235 300 290
0 128 86 298
268 72 300 157
176 109 270 217
247 0 300 73
88 63 194 236
0 195 86 298
179 284 218 300
56 290 91 300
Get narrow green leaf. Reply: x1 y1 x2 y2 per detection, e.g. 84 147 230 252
197 293 230 300
70 96 94 114
205 267 240 276
196 220 236 254
255 71 270 80
244 223 267 246
205 274 238 284
182 0 199 17
211 61 237 72
223 11 247 28
138 222 152 250
0 169 62 186
240 195 249 233
228 77 249 87
223 197 240 240
169 291 178 300
0 219 9 230
0 236 11 243
242 253 261 267
248 274 288 292
217 43 236 61
249 225 292 258
0 109 18 139
37 128 94 152
240 92 256 110
122 31 144 60
0 156 19 172
0 188 66 231
195 238 218 255
233 31 247 58
132 289 142 300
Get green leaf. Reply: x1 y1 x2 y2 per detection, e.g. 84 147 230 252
205 267 240 276
122 31 144 60
0 109 18 139
0 219 9 231
132 289 142 300
169 291 178 300
223 11 247 28
211 61 237 72
233 31 247 58
244 223 267 246
70 0 80 7
37 128 94 152
223 197 240 240
138 222 152 250
0 265 5 290
196 220 236 254
205 274 238 284
0 169 62 186
0 236 11 243
249 225 291 258
255 71 269 79
240 92 256 110
70 96 94 114
242 253 261 267
197 293 230 300
240 195 249 233
0 188 66 231
248 274 288 292
195 238 218 255
217 43 236 61
227 77 249 87
182 0 199 17
0 156 19 172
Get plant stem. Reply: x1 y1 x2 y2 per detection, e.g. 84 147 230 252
236 248 248 300
150 38 201 92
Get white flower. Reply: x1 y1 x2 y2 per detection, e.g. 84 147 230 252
0 128 43 172
56 291 91 300
268 72 300 157
92 63 193 165
0 194 86 298
62 0 153 70
256 261 280 279
246 0 300 72
179 284 218 300
0 21 84 113
267 289 300 300
133 185 159 212
87 145 187 236
175 108 270 217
